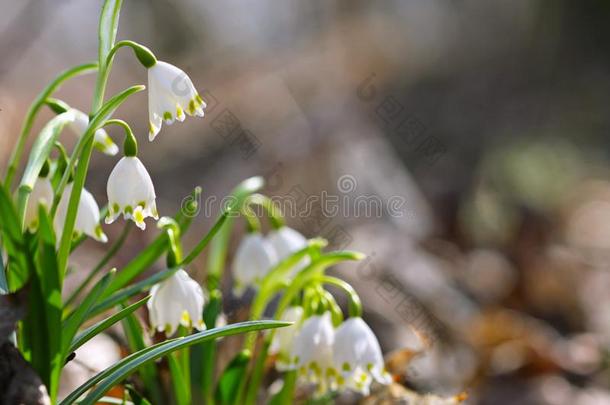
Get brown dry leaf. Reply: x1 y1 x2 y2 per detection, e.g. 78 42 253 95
362 383 467 404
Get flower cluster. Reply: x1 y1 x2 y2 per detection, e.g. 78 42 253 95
271 310 392 396
233 225 308 291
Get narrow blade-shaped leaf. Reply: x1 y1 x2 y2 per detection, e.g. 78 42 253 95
61 320 290 405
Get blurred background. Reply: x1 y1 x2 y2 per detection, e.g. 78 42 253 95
3 0 610 403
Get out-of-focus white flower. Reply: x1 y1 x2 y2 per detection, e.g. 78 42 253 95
24 176 54 231
293 312 336 394
147 61 206 141
106 156 158 230
333 317 391 395
54 183 107 243
267 226 309 273
270 306 303 371
232 232 277 292
69 108 119 156
147 269 205 335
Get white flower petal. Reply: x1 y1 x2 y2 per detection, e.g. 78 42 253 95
24 177 54 231
147 269 205 335
106 156 158 229
232 233 277 290
267 226 310 274
69 109 118 156
270 306 303 371
293 312 336 392
54 183 107 244
147 61 205 140
333 317 391 394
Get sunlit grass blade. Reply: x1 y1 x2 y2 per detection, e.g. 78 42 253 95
69 296 149 354
3 62 97 188
16 110 75 224
61 320 290 405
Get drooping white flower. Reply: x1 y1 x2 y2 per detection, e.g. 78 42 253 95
232 232 277 292
293 312 337 394
269 306 304 371
106 156 158 230
54 183 107 243
24 176 54 231
147 61 206 141
69 108 119 156
147 269 205 335
333 317 392 395
267 226 309 274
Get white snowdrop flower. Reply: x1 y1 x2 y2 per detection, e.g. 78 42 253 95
106 156 158 230
269 306 304 371
24 176 54 231
293 312 337 394
147 61 206 141
267 226 309 274
147 269 205 335
232 232 277 293
54 183 107 243
69 108 119 156
333 317 392 395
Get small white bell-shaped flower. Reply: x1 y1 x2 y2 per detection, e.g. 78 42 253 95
293 312 337 394
24 176 54 231
69 108 119 156
54 183 107 243
106 156 158 230
333 317 392 395
232 232 277 292
269 306 304 371
147 61 206 141
147 269 205 335
267 226 310 274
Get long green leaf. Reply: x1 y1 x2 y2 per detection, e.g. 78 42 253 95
0 236 6 295
98 0 122 67
57 85 144 276
61 321 290 405
206 176 264 289
24 206 63 400
16 111 75 223
121 309 163 403
0 183 28 291
62 270 115 357
3 63 97 188
69 296 150 354
89 267 179 318
215 350 251 405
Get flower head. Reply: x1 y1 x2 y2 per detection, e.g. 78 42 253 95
106 156 158 230
293 312 337 394
147 269 205 335
333 317 391 395
269 306 303 371
54 183 107 243
69 108 118 156
147 61 206 141
232 232 277 292
24 176 54 231
267 226 309 273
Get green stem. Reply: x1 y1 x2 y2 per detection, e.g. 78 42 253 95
103 119 137 156
106 40 157 68
244 193 284 229
3 63 97 189
319 275 362 318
